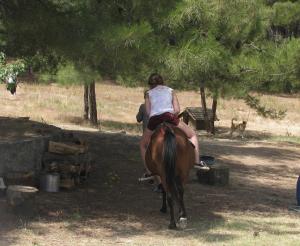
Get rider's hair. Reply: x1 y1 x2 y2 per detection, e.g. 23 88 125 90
148 73 164 88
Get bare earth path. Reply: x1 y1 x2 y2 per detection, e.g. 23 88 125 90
0 128 299 246
0 83 299 245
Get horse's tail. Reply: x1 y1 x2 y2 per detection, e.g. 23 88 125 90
163 125 179 200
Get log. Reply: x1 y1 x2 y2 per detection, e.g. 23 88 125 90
60 178 75 189
6 185 38 207
42 152 90 166
48 141 87 155
197 164 229 186
59 163 80 174
5 171 36 186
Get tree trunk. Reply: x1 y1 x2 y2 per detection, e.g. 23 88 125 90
88 81 98 126
200 86 210 132
83 84 89 120
28 66 35 81
211 98 217 134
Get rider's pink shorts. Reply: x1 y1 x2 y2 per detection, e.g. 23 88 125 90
147 112 179 131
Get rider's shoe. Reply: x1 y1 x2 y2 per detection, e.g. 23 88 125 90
194 161 210 171
138 173 154 184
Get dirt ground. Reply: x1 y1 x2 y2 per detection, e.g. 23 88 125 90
0 83 300 245
0 118 299 245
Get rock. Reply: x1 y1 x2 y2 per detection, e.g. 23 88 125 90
6 185 38 207
197 164 229 186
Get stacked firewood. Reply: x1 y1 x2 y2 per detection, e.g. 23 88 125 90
42 133 92 189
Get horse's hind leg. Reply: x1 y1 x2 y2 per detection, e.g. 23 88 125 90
176 178 187 229
167 193 176 229
160 185 167 213
177 178 186 218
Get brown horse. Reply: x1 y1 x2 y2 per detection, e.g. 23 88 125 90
145 123 195 229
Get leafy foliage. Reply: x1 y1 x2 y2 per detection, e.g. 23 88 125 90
0 0 299 118
245 94 286 119
0 52 25 81
0 52 25 94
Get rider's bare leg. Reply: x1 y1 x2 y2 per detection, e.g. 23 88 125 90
140 128 153 174
177 121 200 164
140 128 162 184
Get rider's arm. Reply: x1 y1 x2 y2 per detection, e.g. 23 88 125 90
145 93 151 116
136 104 143 123
172 91 180 116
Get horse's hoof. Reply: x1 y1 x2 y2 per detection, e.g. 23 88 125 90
178 217 187 230
168 223 177 230
160 207 167 213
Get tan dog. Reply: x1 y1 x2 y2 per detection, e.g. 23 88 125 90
230 118 247 138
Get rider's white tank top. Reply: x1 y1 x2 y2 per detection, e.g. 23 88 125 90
148 85 174 117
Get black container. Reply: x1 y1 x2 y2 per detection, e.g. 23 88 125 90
200 155 215 166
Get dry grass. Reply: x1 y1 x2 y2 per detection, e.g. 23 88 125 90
1 82 300 245
1 82 300 138
4 214 300 246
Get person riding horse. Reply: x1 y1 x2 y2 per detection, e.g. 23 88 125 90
140 73 208 229
139 73 205 177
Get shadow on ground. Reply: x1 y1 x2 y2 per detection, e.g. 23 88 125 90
0 117 299 245
58 115 142 134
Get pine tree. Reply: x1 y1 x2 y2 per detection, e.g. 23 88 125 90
157 0 300 132
157 0 264 132
0 0 177 125
1 0 299 131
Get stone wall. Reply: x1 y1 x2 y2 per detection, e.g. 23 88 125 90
0 136 51 176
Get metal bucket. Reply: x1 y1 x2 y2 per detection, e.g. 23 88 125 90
0 177 6 197
40 173 60 192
